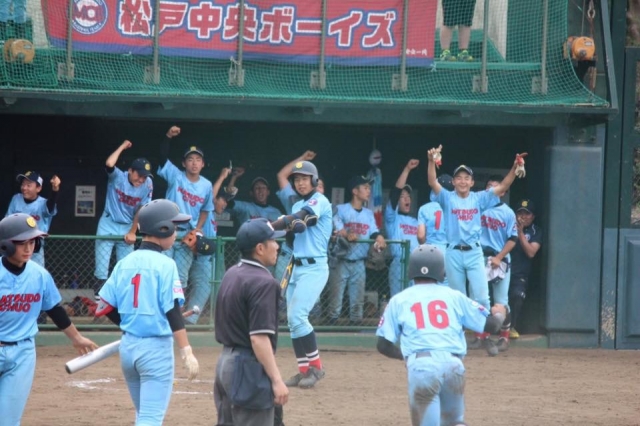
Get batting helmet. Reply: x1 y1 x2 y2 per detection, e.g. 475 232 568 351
289 161 319 187
137 199 191 238
408 244 445 282
0 213 48 257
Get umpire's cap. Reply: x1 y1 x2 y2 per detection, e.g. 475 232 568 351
0 214 48 256
408 244 445 282
236 218 286 251
137 199 191 238
290 161 319 187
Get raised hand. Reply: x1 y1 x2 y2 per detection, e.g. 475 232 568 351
166 126 181 138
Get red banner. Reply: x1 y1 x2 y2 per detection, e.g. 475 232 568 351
44 0 436 66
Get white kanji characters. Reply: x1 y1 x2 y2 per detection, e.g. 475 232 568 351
362 10 396 48
259 6 294 44
188 1 223 39
223 3 258 42
327 10 363 48
119 0 152 36
159 1 188 33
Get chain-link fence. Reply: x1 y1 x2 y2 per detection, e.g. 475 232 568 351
41 235 410 330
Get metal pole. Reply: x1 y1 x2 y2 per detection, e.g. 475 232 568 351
480 0 489 92
540 0 549 93
152 0 160 83
399 0 409 91
61 0 74 79
318 0 327 89
237 0 246 86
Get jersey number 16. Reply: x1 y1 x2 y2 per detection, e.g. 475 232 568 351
410 300 449 329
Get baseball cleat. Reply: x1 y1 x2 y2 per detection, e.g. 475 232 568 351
467 336 482 350
284 372 307 387
497 337 510 352
509 329 520 339
482 338 499 357
299 367 325 389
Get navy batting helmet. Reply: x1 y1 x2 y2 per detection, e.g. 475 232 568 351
289 161 319 187
408 244 445 282
0 213 48 256
137 199 191 238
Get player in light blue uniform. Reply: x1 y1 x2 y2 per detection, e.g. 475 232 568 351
0 213 97 426
184 167 232 324
327 175 387 324
6 171 60 267
479 175 518 352
376 244 507 426
225 168 282 224
97 199 199 425
157 126 213 298
427 145 521 355
95 140 153 290
385 159 420 296
417 174 454 287
270 161 332 389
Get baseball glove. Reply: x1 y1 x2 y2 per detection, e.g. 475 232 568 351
182 230 216 255
3 39 35 64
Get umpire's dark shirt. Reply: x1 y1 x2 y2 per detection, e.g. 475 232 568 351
214 259 280 351
510 224 542 279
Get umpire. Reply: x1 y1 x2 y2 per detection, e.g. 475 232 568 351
214 218 289 426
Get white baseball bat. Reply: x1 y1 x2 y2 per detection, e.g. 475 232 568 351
64 305 200 374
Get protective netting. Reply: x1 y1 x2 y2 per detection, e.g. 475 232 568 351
45 235 409 328
0 0 607 106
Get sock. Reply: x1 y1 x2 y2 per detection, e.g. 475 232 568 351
299 331 322 370
292 338 308 374
475 332 489 340
500 330 510 340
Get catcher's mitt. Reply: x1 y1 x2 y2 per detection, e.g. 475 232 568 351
182 230 216 255
3 39 35 64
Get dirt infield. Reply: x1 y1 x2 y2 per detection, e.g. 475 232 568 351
23 345 640 426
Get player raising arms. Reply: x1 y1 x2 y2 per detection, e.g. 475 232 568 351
97 199 199 425
271 161 332 389
377 244 507 426
0 214 98 425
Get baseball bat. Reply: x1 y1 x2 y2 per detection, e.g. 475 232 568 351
64 306 201 374
280 256 295 297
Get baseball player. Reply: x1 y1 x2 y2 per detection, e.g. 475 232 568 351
214 218 289 425
427 144 521 356
183 166 232 325
96 199 199 425
417 174 453 286
269 161 332 389
94 140 153 293
157 126 213 297
225 168 282 223
376 244 507 426
326 175 386 325
6 171 60 267
478 175 518 352
0 213 97 425
508 199 542 340
385 159 420 296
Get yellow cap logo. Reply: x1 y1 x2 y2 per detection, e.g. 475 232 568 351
190 146 197 151
26 217 36 228
25 171 32 176
522 201 529 207
295 162 303 169
145 163 151 171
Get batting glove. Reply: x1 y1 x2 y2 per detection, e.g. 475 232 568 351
180 345 199 381
304 214 318 227
290 219 307 234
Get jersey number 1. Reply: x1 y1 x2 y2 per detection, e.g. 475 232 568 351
410 300 449 329
131 274 141 308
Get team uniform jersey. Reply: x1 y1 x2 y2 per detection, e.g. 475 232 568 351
103 168 153 224
480 203 518 257
333 203 379 260
377 284 489 357
511 224 543 279
385 203 418 258
229 200 281 224
157 160 213 230
201 211 217 238
0 261 61 341
435 189 499 245
98 249 184 337
276 183 299 215
418 202 448 246
6 195 56 233
291 192 332 259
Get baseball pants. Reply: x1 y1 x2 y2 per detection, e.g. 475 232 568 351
446 246 490 310
95 214 135 280
480 255 511 309
120 334 174 426
184 255 214 324
406 351 466 426
286 259 329 338
0 339 35 426
0 0 26 23
214 347 275 426
508 275 529 330
326 259 365 322
164 232 195 289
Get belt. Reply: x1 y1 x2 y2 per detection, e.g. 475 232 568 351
294 258 316 266
407 351 461 360
0 338 31 346
450 243 479 251
343 259 364 263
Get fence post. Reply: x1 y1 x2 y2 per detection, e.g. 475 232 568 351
401 240 410 291
229 0 246 87
311 0 328 89
473 0 490 93
532 0 549 94
392 0 409 91
144 0 162 84
58 0 75 81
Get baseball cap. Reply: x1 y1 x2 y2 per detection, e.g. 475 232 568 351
516 199 536 215
130 158 153 177
16 171 43 186
437 174 454 191
453 165 473 177
251 177 270 189
236 218 286 251
401 184 412 194
347 175 374 192
183 145 204 159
